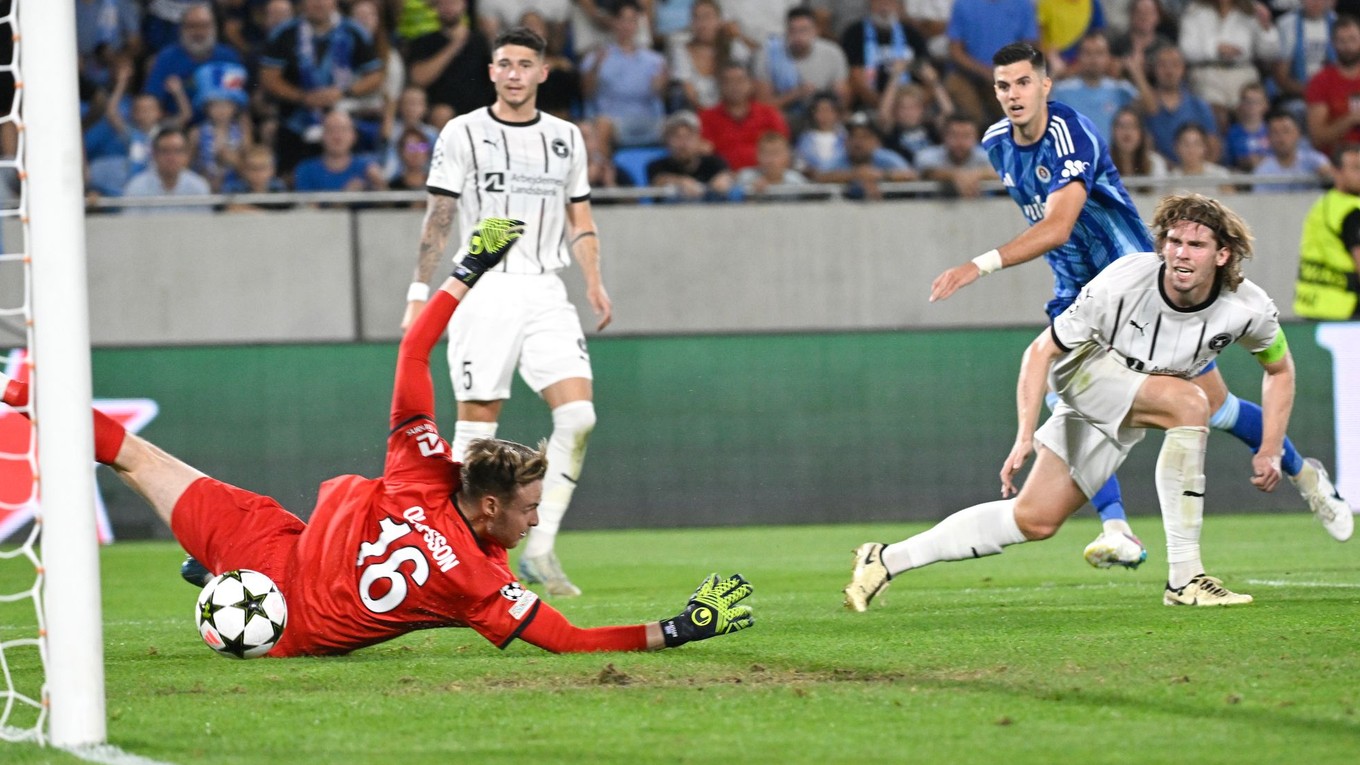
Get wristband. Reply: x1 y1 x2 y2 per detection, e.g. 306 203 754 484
971 249 1003 276
406 282 430 302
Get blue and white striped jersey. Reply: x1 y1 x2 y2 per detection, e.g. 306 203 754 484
983 101 1154 318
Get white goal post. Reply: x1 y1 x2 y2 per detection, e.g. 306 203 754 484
19 0 105 748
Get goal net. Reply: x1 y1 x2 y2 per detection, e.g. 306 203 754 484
1 0 106 749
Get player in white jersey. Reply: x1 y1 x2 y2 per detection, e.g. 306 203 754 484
846 193 1311 610
401 26 612 597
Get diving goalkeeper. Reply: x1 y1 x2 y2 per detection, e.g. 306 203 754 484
1 219 753 656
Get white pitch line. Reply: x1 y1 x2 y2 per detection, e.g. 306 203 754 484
1245 574 1360 585
61 743 179 765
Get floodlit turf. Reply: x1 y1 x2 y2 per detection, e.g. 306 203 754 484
2 514 1358 764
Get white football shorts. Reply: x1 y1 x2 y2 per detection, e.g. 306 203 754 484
1035 345 1149 497
446 271 592 401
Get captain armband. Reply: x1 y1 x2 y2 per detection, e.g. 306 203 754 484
1253 329 1289 365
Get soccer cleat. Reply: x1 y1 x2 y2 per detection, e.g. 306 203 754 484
1082 531 1148 569
1289 458 1354 542
843 542 890 612
1163 574 1253 606
517 551 582 597
180 555 212 588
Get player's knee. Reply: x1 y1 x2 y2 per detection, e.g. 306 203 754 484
1012 502 1062 541
1176 384 1211 427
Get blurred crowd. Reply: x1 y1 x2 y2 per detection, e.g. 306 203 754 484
44 0 1360 210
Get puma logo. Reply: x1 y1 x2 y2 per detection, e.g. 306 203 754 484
1129 319 1148 335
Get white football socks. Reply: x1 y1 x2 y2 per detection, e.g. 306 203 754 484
451 420 499 462
1158 426 1209 589
1102 518 1134 536
522 400 596 558
881 499 1026 576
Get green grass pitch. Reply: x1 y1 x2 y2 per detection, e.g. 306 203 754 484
2 514 1358 764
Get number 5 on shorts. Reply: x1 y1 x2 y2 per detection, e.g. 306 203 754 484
461 360 473 391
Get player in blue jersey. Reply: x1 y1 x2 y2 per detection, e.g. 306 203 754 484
926 43 1352 563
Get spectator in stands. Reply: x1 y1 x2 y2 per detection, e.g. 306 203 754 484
87 61 178 197
145 3 245 122
795 93 850 176
719 0 802 51
394 0 442 47
1110 0 1174 76
876 81 946 164
840 0 931 112
1037 0 1107 78
646 110 737 200
518 10 583 120
292 109 385 192
754 7 852 132
812 111 917 199
667 0 751 112
1138 44 1220 164
187 79 253 192
914 115 997 198
381 86 439 180
1305 14 1360 155
581 1 669 147
261 0 384 176
1223 81 1271 171
1052 31 1139 143
75 0 142 92
1109 105 1170 191
222 145 292 212
736 130 808 197
142 0 200 55
573 0 656 55
700 62 791 170
478 0 572 52
1273 0 1338 117
386 126 435 197
122 127 212 213
1252 109 1334 190
408 0 495 121
902 0 953 61
944 0 1039 124
1168 122 1235 191
346 0 405 151
1179 0 1280 127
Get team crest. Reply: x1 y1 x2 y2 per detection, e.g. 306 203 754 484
1208 333 1233 351
1035 165 1051 182
551 138 569 158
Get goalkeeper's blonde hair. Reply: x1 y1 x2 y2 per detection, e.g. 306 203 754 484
1151 193 1253 292
460 438 547 500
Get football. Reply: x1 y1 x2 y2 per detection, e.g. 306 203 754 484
194 569 287 659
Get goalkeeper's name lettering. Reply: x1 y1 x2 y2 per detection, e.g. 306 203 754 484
402 506 461 572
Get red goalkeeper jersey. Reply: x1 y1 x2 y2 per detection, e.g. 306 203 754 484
268 289 647 657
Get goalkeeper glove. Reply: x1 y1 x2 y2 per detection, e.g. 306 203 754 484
453 217 525 287
659 573 754 648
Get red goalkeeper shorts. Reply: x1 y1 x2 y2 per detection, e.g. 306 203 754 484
169 476 305 584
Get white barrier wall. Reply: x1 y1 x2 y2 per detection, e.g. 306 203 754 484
48 192 1319 345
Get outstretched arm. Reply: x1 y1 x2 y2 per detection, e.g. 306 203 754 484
929 180 1088 303
1001 328 1064 497
517 573 753 653
401 193 459 331
391 219 525 428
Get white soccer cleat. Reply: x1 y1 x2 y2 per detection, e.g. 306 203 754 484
517 551 582 597
843 542 890 612
1082 531 1147 569
1163 574 1253 606
1290 457 1354 542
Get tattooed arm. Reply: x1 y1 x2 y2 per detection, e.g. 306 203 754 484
401 192 458 332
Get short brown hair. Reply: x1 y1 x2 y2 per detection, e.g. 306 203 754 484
1150 193 1253 291
459 438 547 501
